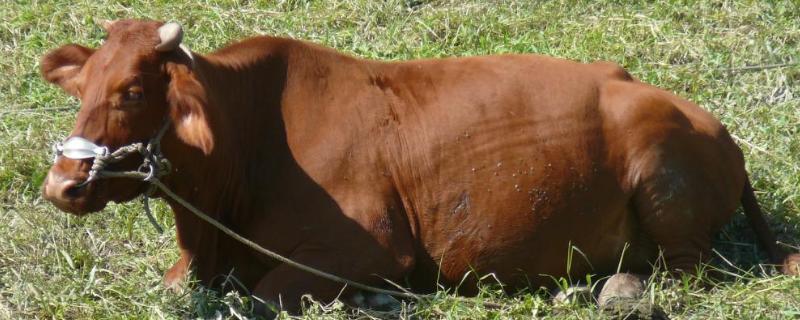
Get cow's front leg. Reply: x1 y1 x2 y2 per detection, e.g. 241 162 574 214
251 251 393 316
163 248 192 290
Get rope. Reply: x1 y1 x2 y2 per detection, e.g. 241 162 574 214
142 195 164 234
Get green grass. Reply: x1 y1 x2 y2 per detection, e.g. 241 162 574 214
2 0 799 318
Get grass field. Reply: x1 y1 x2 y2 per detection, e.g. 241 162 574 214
1 0 799 318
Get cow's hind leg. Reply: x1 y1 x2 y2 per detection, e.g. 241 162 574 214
630 136 744 277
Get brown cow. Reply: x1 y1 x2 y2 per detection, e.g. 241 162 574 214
41 20 798 314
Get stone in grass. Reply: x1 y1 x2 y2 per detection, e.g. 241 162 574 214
598 273 669 320
598 273 645 306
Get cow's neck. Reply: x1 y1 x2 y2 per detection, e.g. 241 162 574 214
160 40 293 262
169 46 289 206
159 38 379 280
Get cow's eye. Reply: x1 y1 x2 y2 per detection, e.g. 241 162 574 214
123 87 143 102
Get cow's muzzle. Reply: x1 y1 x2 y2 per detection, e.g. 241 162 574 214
43 120 172 215
42 159 105 215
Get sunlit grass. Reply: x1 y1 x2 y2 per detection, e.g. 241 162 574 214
1 0 799 318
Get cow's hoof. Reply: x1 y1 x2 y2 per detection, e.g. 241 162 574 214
553 285 593 305
163 263 189 291
782 253 800 276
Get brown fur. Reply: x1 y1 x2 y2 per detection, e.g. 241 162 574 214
41 20 798 313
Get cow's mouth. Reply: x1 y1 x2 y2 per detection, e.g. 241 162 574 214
43 175 109 215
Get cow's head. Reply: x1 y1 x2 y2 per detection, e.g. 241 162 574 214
41 20 213 215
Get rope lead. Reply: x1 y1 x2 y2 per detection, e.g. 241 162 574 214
142 195 164 234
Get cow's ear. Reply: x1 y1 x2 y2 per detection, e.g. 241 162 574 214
40 44 95 97
165 62 214 155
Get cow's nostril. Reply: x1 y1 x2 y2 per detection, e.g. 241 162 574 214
63 182 87 199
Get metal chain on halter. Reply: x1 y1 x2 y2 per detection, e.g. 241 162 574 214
80 120 172 233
